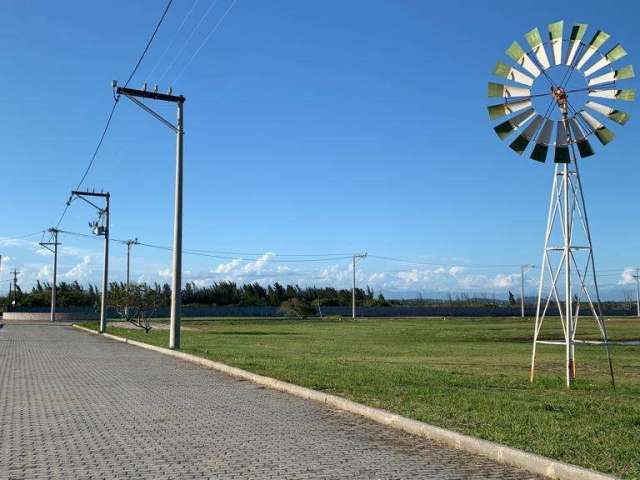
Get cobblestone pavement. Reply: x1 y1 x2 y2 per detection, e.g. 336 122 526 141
0 325 542 479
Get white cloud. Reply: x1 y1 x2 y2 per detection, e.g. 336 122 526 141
62 246 84 257
448 266 465 276
37 265 51 280
353 265 527 294
619 268 635 285
243 252 275 274
215 258 242 273
64 255 93 281
397 269 420 285
0 256 10 272
0 238 24 247
158 268 171 278
368 272 386 283
490 273 518 288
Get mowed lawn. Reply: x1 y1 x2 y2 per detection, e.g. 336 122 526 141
87 316 640 478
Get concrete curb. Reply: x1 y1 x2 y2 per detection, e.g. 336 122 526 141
72 324 618 480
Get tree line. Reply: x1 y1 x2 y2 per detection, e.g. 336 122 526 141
1 280 389 310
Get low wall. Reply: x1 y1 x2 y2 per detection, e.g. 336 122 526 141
3 305 635 320
2 312 98 322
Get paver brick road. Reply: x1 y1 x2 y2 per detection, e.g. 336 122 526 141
0 325 542 479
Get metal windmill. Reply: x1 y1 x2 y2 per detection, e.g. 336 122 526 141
487 21 635 388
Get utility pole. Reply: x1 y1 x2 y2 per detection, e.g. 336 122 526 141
11 269 18 310
520 264 534 318
124 238 138 319
634 268 640 318
114 81 185 350
40 228 61 322
125 238 138 288
352 253 368 319
71 190 110 333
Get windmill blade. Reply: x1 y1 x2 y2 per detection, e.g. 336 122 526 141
583 44 627 77
579 110 615 145
488 82 531 98
493 61 534 86
525 27 551 69
576 30 610 70
566 24 588 65
487 99 532 120
585 100 630 125
588 64 634 86
509 115 543 154
569 118 595 158
493 108 535 140
549 20 563 65
588 88 636 101
530 119 553 162
506 41 541 77
554 121 570 163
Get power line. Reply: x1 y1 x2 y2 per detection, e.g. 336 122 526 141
56 230 353 263
0 231 45 242
171 0 238 84
367 254 524 270
54 0 176 229
65 102 119 198
186 247 351 257
144 0 203 83
45 231 640 272
157 0 221 83
124 0 175 87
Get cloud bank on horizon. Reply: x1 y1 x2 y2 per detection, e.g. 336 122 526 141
0 236 635 299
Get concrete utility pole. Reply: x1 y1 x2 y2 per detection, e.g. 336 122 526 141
11 269 18 309
520 264 534 318
125 238 138 289
71 190 110 333
114 81 185 350
351 253 368 319
40 228 61 322
634 268 640 318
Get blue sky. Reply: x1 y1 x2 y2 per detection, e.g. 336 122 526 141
1 0 639 299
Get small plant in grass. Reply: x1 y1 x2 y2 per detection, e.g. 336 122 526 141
109 283 161 332
279 298 315 318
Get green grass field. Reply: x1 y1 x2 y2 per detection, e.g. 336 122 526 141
86 316 640 478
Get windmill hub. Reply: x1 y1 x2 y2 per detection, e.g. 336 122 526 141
551 86 568 112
